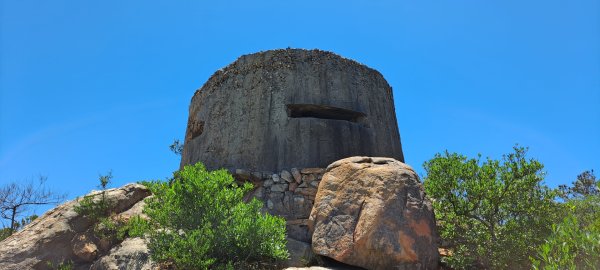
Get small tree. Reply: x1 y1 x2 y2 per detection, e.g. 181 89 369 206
424 146 559 269
559 170 599 199
0 176 65 232
98 170 112 190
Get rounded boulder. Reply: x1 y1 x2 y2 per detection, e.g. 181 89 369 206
308 157 439 270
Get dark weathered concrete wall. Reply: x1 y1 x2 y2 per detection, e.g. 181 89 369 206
180 49 404 172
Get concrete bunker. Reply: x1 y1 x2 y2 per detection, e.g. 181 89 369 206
180 48 404 172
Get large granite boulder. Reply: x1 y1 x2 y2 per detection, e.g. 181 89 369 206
0 184 152 270
308 157 439 270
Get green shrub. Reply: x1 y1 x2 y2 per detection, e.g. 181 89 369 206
0 227 13 242
74 171 114 222
424 146 560 269
120 215 151 239
46 260 74 270
143 163 289 269
74 171 149 242
531 195 600 269
74 193 112 222
94 217 120 240
86 215 150 243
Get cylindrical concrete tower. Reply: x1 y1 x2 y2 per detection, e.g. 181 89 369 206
180 49 404 172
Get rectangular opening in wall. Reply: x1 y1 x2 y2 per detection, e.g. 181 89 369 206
286 104 367 123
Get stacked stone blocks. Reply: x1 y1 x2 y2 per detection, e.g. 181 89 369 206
234 167 325 242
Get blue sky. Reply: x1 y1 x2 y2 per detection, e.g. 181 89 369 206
1 1 598 216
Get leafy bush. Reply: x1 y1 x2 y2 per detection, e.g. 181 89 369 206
46 260 74 270
74 194 113 223
424 146 560 269
120 215 150 239
143 163 289 269
86 215 150 243
0 227 12 242
531 195 600 269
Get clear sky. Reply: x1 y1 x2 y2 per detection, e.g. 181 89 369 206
1 1 599 216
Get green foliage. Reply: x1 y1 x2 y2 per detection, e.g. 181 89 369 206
74 193 112 222
98 170 113 190
143 163 289 269
531 184 600 269
0 215 38 242
93 217 121 240
423 146 559 269
0 227 12 242
73 170 147 242
531 215 600 270
121 215 151 238
18 214 38 228
74 171 114 222
169 139 184 156
559 170 599 199
46 260 74 270
92 215 150 242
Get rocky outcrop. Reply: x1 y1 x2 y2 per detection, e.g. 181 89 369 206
0 184 152 270
0 157 439 270
308 157 439 270
0 180 318 269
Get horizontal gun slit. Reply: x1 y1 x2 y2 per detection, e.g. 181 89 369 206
286 104 367 123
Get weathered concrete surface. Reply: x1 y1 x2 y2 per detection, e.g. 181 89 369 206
308 157 439 270
181 49 404 172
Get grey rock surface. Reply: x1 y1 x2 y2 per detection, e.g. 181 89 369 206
285 238 316 267
281 170 294 183
285 267 366 270
90 237 154 270
291 168 302 183
180 49 404 172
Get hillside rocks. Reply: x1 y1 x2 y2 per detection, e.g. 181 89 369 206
0 158 440 269
308 157 439 270
0 184 152 270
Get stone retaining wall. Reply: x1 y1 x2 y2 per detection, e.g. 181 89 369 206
234 167 325 242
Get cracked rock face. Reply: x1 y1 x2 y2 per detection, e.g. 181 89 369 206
180 49 404 172
308 157 439 270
